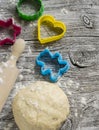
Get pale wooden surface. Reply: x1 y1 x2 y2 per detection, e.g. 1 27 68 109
0 0 99 130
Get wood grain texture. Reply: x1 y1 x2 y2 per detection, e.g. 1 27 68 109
0 0 99 130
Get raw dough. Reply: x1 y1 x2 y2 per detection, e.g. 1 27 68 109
12 81 70 130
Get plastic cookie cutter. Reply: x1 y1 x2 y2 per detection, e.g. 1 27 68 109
38 15 66 44
0 18 21 46
36 48 70 82
16 0 44 21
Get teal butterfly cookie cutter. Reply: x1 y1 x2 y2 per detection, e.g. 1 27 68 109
36 49 70 82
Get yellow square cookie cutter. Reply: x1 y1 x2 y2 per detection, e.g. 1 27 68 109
38 15 67 44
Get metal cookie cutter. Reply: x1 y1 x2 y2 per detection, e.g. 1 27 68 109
17 0 44 21
0 18 21 46
38 15 66 44
36 49 70 82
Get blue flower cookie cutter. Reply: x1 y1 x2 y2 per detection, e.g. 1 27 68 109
36 48 70 82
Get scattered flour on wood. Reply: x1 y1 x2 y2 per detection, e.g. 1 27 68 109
81 97 87 105
61 8 69 14
0 78 3 84
18 74 24 81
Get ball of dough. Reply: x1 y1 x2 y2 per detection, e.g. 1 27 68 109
12 81 69 130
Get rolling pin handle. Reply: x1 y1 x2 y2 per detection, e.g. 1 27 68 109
12 39 25 60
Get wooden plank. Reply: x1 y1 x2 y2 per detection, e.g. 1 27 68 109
0 0 99 129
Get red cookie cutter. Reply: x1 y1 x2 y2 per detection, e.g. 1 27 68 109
0 18 21 46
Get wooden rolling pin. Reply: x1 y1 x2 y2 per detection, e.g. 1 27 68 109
0 39 25 112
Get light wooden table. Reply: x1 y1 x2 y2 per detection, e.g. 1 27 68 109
0 0 99 130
